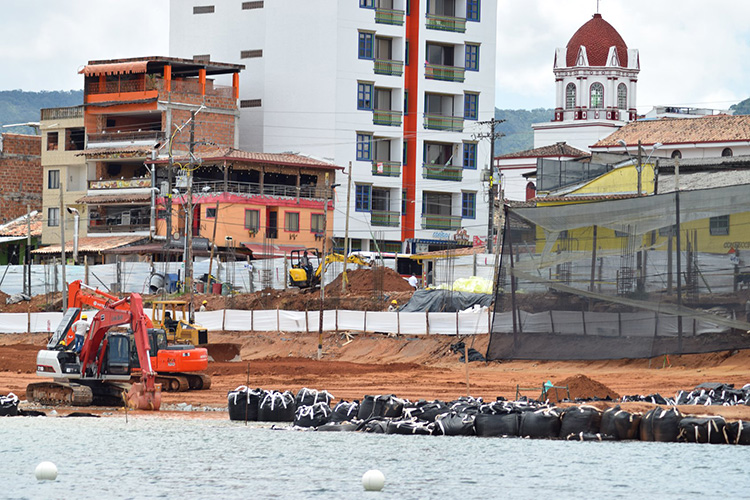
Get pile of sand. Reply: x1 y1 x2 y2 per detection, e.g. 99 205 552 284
326 267 414 296
547 374 620 402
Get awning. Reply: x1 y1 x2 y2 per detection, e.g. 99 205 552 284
75 193 151 204
241 243 307 259
0 236 26 245
79 61 149 76
32 236 146 255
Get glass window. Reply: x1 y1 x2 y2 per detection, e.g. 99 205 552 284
710 215 729 236
284 212 299 232
357 82 373 110
358 32 373 59
722 148 733 157
48 170 60 189
48 207 59 227
671 150 682 159
617 83 627 110
464 93 478 120
590 82 604 109
355 184 371 212
466 0 480 21
565 83 576 109
360 0 375 7
463 142 477 169
462 192 476 219
244 209 260 231
465 44 479 71
206 207 216 218
402 188 407 216
47 132 58 151
310 213 325 233
356 133 372 161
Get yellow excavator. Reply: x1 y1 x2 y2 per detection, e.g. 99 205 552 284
288 248 371 289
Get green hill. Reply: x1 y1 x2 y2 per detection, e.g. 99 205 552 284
0 90 83 134
494 108 554 155
730 97 750 115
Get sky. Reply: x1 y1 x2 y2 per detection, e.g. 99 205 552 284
1 1 749 113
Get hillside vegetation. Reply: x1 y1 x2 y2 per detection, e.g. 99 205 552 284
0 90 83 134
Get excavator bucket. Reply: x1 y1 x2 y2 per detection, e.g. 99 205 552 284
204 342 242 363
126 382 162 411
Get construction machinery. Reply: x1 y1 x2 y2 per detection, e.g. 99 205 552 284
27 294 162 410
288 248 371 289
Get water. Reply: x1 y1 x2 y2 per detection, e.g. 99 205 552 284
2 415 748 500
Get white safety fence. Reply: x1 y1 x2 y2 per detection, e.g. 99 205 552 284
0 308 493 336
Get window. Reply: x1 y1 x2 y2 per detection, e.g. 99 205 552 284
565 83 576 109
658 224 677 237
671 150 682 159
462 192 476 218
402 189 407 216
242 1 263 9
405 40 410 66
422 191 452 216
244 209 260 231
240 49 263 59
355 184 371 212
358 32 374 59
48 170 60 189
463 142 477 169
65 128 85 150
193 54 211 62
357 82 373 110
722 148 733 157
284 212 299 232
465 44 479 71
360 0 375 7
710 215 729 236
311 213 325 233
47 132 58 151
193 5 215 14
466 0 480 21
617 83 627 110
48 207 59 227
206 207 217 218
590 82 604 109
464 93 478 120
240 99 262 108
356 133 372 161
372 188 390 212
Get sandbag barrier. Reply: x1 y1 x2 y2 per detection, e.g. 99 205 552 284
622 382 750 407
227 387 750 445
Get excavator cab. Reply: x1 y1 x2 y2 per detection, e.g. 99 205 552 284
105 333 131 376
289 248 321 288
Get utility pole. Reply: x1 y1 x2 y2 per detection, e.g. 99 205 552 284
25 205 31 296
474 118 505 253
59 189 66 309
318 173 331 360
186 110 195 322
636 139 643 196
341 162 352 294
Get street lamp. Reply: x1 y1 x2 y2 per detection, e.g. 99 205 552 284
617 140 662 195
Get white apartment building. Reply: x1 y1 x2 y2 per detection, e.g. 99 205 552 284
170 0 496 253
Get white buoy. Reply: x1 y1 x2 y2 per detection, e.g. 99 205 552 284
35 461 58 481
362 469 385 491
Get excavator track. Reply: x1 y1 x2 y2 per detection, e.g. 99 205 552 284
151 373 212 391
26 382 94 407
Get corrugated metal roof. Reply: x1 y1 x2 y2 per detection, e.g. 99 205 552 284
78 145 154 158
32 235 147 255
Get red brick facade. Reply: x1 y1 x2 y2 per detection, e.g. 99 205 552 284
0 134 42 224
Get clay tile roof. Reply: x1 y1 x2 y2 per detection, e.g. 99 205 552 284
79 145 154 157
567 13 628 67
75 193 152 204
497 142 589 160
593 115 750 148
32 235 147 255
162 147 342 170
0 212 42 237
534 193 641 203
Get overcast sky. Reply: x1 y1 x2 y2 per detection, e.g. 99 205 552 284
1 1 749 113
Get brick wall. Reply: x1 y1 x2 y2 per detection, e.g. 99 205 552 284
0 134 42 224
170 109 236 151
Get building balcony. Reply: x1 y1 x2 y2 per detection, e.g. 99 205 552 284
375 7 405 25
88 222 150 234
422 164 463 181
87 131 165 147
88 177 153 190
85 78 234 100
41 106 83 121
192 180 327 200
424 114 463 132
425 63 465 83
421 213 462 230
425 14 466 33
374 59 404 77
371 160 401 177
371 210 401 227
373 109 402 127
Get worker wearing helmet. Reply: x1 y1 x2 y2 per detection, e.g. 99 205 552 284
388 299 398 312
199 300 208 312
71 314 89 354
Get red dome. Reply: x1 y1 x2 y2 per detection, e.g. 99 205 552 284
566 13 628 67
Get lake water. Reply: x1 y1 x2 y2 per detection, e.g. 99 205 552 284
2 415 747 500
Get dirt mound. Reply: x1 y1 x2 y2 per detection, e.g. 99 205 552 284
549 374 620 402
326 267 414 296
0 291 62 313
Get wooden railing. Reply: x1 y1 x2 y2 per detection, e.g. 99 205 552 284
192 181 327 200
88 131 164 145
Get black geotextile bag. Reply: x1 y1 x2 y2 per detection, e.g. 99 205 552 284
559 405 602 438
329 401 359 423
678 416 728 444
433 412 476 436
600 406 641 440
316 422 359 432
358 417 390 433
358 395 404 420
386 419 434 436
294 403 333 428
403 401 449 422
0 393 19 417
295 388 333 407
474 412 520 437
227 386 263 422
450 396 483 415
725 421 750 445
640 407 683 442
519 408 561 439
258 390 296 422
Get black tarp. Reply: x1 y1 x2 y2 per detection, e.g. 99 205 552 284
399 289 493 313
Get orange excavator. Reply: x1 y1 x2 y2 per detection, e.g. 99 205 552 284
27 294 162 410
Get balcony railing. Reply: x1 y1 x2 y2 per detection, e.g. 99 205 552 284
88 131 165 146
371 161 401 177
374 59 404 76
192 180 327 200
422 164 463 181
421 213 462 230
371 210 401 227
373 109 402 127
85 79 157 95
89 177 153 190
375 8 405 25
425 63 465 83
425 14 466 33
88 223 150 234
424 114 463 131
41 106 84 121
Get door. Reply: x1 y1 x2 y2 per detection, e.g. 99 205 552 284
267 210 278 239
